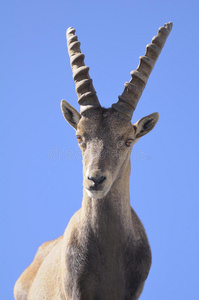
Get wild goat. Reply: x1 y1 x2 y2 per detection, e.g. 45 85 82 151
14 22 172 299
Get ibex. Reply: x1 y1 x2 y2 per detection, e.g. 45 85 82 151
14 22 172 299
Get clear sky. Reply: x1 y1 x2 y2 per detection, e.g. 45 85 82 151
1 0 199 299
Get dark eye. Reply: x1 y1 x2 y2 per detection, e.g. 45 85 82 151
76 135 82 143
125 139 134 147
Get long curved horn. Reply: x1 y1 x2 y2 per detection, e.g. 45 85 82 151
66 27 101 114
112 22 173 119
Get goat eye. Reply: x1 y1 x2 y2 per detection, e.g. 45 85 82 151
76 135 82 143
125 139 133 147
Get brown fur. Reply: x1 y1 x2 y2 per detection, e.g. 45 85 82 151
14 107 159 299
14 21 172 299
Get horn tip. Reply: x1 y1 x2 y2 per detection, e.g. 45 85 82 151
67 27 76 35
164 22 173 32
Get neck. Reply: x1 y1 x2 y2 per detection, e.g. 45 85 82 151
81 159 133 235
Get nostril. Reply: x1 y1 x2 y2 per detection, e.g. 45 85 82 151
88 175 106 185
98 176 106 185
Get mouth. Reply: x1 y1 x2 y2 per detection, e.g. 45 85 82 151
88 185 102 191
85 186 110 199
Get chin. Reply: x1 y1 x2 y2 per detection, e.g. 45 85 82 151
85 187 110 200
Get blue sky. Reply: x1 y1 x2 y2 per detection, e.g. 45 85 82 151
1 0 199 299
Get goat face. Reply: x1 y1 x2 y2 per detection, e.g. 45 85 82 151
61 102 159 200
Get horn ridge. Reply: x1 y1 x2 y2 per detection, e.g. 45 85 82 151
112 22 173 119
66 27 100 113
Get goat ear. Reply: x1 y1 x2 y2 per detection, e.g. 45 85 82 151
61 100 81 130
134 112 159 139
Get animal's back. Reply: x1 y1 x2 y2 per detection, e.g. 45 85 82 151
15 208 151 300
14 236 63 299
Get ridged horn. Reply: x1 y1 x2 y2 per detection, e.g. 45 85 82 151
112 22 173 119
66 27 101 114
